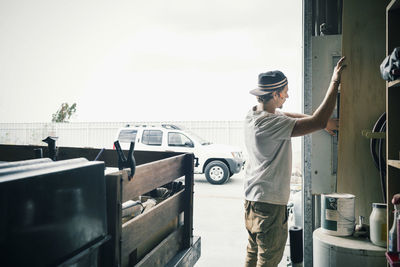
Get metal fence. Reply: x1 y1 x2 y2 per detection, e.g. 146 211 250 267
0 121 302 171
0 121 246 149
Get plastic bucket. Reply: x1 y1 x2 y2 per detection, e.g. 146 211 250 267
321 193 355 236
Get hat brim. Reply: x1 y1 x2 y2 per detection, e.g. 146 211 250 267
249 88 274 96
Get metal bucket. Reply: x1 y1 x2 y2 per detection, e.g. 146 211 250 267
321 193 355 236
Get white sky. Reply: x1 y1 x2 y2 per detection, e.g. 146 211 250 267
0 0 302 123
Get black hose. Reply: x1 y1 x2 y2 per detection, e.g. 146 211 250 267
378 121 386 203
370 113 386 203
370 113 386 170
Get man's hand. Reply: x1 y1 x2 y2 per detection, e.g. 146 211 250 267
331 57 346 83
324 118 339 136
392 194 400 205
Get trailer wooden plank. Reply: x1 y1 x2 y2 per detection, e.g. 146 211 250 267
0 144 180 167
121 154 186 201
165 236 201 267
100 172 122 267
135 227 184 267
121 190 185 264
0 144 45 161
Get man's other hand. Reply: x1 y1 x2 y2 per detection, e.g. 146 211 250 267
324 118 339 136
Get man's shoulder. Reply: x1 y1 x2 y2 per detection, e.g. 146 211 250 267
254 112 287 126
245 108 294 129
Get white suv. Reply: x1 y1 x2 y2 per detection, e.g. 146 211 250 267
114 124 244 184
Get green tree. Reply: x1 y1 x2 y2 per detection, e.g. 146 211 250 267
52 103 77 122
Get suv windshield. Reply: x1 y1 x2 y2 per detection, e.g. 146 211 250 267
168 132 193 147
184 129 212 145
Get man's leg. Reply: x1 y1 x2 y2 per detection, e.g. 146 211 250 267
245 230 258 267
255 204 288 267
255 221 287 267
245 201 288 267
245 200 258 266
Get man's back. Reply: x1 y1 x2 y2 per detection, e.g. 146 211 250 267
243 108 296 205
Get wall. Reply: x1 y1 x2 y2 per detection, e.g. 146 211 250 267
338 0 387 220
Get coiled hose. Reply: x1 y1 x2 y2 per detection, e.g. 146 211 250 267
370 112 386 203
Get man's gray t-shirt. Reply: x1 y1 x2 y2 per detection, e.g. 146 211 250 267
244 108 297 205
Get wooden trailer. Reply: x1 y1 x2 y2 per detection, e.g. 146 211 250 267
0 144 201 267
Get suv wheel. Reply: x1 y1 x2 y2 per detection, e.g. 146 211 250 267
205 160 229 185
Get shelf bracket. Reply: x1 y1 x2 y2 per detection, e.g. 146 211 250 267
361 130 386 139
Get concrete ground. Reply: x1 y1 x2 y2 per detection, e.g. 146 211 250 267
192 173 293 267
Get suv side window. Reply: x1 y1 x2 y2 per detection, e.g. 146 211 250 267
118 129 137 143
168 132 194 147
142 130 163 146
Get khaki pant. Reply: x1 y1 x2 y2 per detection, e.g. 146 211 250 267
244 200 288 267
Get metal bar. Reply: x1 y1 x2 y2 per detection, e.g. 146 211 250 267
183 153 194 249
303 0 314 266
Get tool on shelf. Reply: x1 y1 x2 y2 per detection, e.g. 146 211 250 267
114 140 136 180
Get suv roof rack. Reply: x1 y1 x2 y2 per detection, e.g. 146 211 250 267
123 124 181 129
161 124 181 130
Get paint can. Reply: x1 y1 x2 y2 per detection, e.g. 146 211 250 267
321 193 355 236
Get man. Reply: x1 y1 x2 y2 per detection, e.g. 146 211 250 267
244 57 346 267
